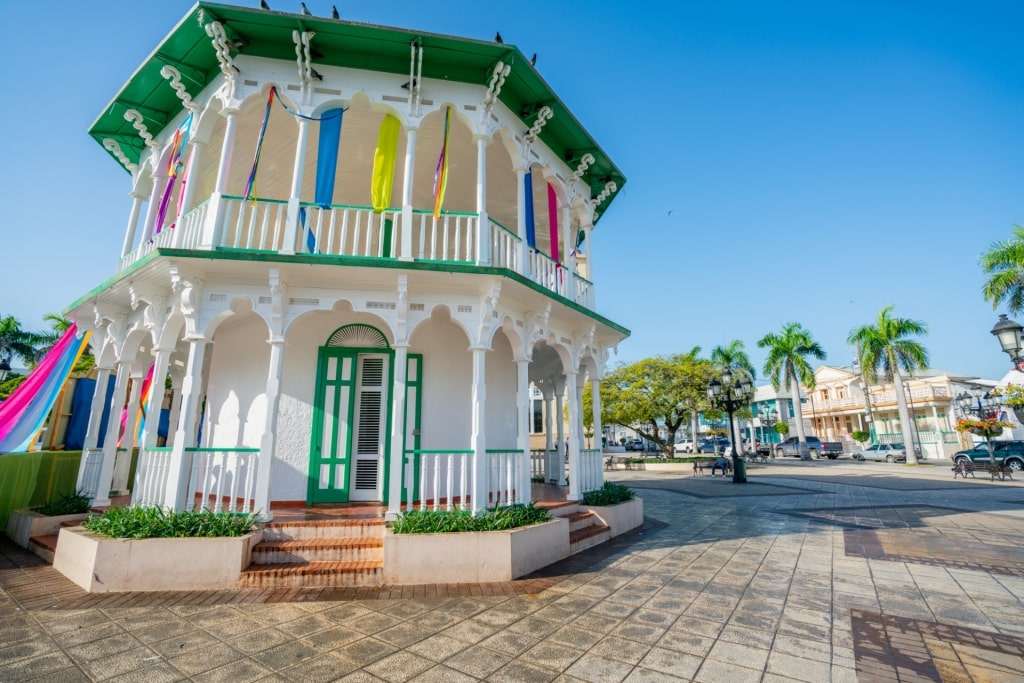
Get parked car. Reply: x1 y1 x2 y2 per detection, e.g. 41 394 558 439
773 436 843 459
674 440 697 453
699 438 731 454
952 441 1024 471
624 439 644 451
854 443 907 462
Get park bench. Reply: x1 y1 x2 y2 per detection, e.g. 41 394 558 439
952 461 1014 481
605 456 646 471
748 452 770 464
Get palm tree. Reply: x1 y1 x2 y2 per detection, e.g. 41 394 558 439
848 306 929 465
711 340 756 454
758 323 826 460
0 315 43 369
980 225 1024 313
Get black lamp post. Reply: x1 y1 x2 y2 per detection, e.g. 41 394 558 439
707 369 753 483
954 389 1003 466
992 314 1024 369
0 356 10 383
760 407 778 446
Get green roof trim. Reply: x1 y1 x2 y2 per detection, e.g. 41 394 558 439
88 1 625 216
63 248 630 338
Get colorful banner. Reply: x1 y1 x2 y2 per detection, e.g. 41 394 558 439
547 183 560 264
524 171 536 248
0 326 90 454
244 88 277 201
432 106 452 218
371 114 400 213
315 108 344 208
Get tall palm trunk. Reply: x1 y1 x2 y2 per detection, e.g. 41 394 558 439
892 370 918 464
790 371 811 460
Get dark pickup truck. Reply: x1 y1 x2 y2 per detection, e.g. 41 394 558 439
773 436 844 459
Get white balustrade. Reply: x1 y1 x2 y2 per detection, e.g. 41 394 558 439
485 450 521 507
573 274 595 309
413 212 476 262
299 205 400 257
132 446 174 508
489 219 520 271
579 448 603 493
530 449 548 481
174 200 209 250
218 197 288 251
78 448 104 500
404 450 473 512
185 448 260 514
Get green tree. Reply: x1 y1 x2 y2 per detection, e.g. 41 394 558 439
980 226 1024 313
758 322 826 460
36 313 94 375
848 306 929 465
0 314 43 368
587 353 717 456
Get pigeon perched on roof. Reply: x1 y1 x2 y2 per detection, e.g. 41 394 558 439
260 0 270 9
530 53 537 67
332 5 339 19
495 31 503 44
301 2 311 16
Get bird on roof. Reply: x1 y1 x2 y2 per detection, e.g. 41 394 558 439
530 53 537 67
401 79 417 90
331 5 339 19
495 31 503 44
301 2 311 15
310 67 323 81
260 0 270 9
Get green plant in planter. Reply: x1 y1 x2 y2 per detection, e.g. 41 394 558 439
83 506 258 539
851 431 870 445
582 482 635 506
392 503 551 534
774 422 790 437
34 491 92 516
991 384 1024 407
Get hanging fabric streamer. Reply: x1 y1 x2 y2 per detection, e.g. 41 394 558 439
432 106 452 218
371 114 400 214
299 207 317 253
119 365 155 448
314 108 344 208
524 171 536 249
572 226 585 256
547 183 560 264
244 87 277 201
153 113 193 235
0 326 90 454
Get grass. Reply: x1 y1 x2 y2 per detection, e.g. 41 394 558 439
392 503 551 534
582 482 636 506
34 491 92 516
82 506 258 539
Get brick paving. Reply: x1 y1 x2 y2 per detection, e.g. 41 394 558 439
2 459 1024 681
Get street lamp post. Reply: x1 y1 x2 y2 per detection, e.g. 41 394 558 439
954 390 1003 466
760 407 778 447
992 314 1024 369
707 369 753 483
0 355 10 383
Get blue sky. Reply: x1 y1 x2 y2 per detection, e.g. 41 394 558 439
1 1 1022 381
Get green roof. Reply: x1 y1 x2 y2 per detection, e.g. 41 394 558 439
88 1 625 217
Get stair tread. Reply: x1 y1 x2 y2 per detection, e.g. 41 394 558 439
253 538 382 551
241 560 381 576
565 511 596 522
28 535 59 550
569 524 610 543
263 519 385 529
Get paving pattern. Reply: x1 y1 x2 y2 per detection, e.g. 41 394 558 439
2 459 1024 681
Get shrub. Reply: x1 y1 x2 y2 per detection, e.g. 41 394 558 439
582 482 635 506
82 506 258 539
34 490 92 516
392 503 551 534
851 431 871 444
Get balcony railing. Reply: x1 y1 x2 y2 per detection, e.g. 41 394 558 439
804 386 952 413
128 196 597 310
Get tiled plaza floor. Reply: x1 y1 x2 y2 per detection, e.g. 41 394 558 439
2 459 1024 681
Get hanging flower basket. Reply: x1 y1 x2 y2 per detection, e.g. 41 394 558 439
955 418 1011 436
969 426 1003 437
1013 407 1024 425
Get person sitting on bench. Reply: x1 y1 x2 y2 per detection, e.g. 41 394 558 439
711 455 731 477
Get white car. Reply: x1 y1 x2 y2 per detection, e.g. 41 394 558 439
674 440 697 453
854 443 907 463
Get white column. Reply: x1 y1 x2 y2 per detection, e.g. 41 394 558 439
254 339 285 520
474 135 491 265
400 127 418 261
516 359 532 505
580 225 592 280
542 383 554 454
554 378 566 486
164 338 208 511
75 366 112 493
470 347 488 512
120 192 147 259
207 108 239 248
387 345 409 519
93 362 131 507
515 166 530 278
140 173 169 244
282 118 311 254
565 370 581 501
590 378 603 454
113 367 145 493
141 349 172 448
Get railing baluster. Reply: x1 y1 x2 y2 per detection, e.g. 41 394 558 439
445 453 454 511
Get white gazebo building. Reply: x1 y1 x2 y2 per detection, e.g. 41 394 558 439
69 2 628 528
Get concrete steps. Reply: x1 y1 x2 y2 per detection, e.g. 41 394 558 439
241 519 385 588
546 503 611 555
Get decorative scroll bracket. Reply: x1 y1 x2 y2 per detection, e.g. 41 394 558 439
102 138 138 175
159 65 199 114
204 21 239 81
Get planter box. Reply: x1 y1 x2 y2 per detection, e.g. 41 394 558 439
6 509 91 549
53 527 262 593
583 498 644 538
383 517 569 584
